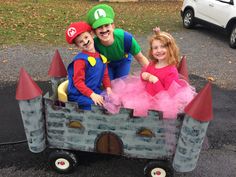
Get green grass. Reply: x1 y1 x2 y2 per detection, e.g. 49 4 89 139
0 0 183 46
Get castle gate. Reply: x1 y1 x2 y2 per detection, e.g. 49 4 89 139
95 132 123 155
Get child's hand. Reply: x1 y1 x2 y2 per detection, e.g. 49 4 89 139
90 93 104 106
142 72 158 83
106 87 112 95
141 72 150 80
149 75 158 83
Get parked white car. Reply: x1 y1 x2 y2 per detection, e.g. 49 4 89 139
181 0 236 48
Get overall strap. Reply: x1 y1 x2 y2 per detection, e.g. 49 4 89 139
73 53 89 62
72 52 104 67
124 31 133 54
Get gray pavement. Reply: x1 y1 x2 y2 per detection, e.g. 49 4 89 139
0 27 236 177
0 28 236 89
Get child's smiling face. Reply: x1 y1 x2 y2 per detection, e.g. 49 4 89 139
74 31 95 52
94 24 114 44
151 39 168 62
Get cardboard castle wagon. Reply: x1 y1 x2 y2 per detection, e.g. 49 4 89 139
16 50 213 177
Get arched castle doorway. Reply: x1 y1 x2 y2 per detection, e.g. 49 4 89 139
95 132 123 155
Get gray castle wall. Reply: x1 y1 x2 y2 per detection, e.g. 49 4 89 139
18 96 46 153
18 92 210 173
44 94 183 159
173 116 209 172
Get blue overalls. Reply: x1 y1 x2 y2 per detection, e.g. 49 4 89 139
67 53 106 110
96 31 133 80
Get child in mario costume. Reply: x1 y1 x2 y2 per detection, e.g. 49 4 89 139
86 4 149 80
65 21 112 110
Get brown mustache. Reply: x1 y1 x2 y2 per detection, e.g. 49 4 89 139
83 40 90 47
100 30 110 35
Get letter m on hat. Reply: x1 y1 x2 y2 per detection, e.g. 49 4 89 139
68 27 76 37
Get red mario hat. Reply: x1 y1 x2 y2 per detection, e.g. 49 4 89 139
65 21 92 44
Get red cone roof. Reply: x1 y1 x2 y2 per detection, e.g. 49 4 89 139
178 55 189 82
48 49 67 77
184 82 213 122
16 68 42 100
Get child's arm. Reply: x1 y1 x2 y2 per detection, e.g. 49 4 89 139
140 64 158 83
73 60 103 106
133 52 149 67
141 72 159 83
102 65 112 95
73 60 94 97
73 60 106 106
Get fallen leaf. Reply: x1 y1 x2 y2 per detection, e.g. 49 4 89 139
39 33 47 37
207 76 215 82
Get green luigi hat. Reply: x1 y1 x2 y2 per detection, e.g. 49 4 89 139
86 4 115 29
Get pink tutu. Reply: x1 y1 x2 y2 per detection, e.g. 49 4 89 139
103 75 196 119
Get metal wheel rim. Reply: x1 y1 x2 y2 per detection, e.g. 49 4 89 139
55 158 70 170
184 13 192 26
150 167 166 177
230 28 236 44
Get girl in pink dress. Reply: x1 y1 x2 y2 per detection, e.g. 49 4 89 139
103 29 196 119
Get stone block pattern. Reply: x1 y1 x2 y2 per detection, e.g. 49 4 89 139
173 116 209 172
44 95 183 160
18 96 46 153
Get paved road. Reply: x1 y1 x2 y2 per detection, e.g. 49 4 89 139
0 28 236 177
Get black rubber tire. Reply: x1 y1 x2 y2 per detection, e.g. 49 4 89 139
229 24 236 49
183 9 195 29
48 150 78 174
144 161 174 177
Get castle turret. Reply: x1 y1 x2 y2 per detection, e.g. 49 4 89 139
48 49 67 99
16 68 46 153
178 55 189 82
173 82 213 172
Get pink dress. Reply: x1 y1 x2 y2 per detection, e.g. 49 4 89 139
103 63 196 119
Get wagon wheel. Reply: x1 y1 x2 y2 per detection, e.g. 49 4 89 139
48 150 78 174
144 161 173 177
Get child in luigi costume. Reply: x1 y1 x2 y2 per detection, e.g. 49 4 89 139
86 4 149 80
65 21 112 110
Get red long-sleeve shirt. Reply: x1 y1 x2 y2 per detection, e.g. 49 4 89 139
141 63 179 96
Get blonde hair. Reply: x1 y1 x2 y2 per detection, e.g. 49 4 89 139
148 30 179 66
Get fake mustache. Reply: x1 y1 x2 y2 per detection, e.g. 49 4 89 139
83 40 90 47
100 30 110 35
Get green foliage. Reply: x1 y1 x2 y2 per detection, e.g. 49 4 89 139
0 0 182 45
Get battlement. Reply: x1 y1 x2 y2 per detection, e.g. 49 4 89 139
44 92 183 159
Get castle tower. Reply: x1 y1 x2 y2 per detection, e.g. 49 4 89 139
48 49 67 99
16 68 46 153
178 55 189 82
173 82 213 172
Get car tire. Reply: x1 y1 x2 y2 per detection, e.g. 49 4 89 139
144 161 173 177
48 150 78 174
229 24 236 49
183 9 195 29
